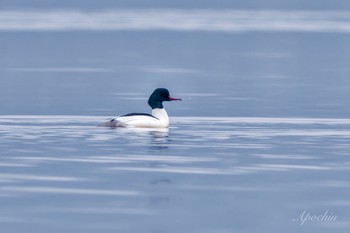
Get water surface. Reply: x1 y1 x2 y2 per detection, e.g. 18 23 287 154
0 116 349 233
1 2 350 232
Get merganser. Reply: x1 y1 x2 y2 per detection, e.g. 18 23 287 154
103 88 181 128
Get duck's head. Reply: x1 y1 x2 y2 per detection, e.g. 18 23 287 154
148 88 181 109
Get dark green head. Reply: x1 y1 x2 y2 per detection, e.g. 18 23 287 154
148 88 181 109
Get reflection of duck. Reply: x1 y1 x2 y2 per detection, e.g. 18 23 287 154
103 88 181 128
117 127 170 138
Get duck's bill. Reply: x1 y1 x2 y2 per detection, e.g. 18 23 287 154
169 96 182 101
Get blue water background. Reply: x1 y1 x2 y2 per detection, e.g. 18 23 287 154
1 1 350 232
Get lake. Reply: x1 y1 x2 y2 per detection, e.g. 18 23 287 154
0 116 349 232
1 5 350 233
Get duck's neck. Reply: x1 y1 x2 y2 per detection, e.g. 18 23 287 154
152 108 169 127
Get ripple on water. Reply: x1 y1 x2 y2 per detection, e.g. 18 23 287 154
0 115 349 232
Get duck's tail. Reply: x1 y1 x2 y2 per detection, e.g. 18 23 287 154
99 118 118 128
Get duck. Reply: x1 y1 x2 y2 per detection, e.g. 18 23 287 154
103 88 181 128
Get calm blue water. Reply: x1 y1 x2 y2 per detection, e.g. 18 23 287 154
1 1 350 232
1 31 350 117
0 116 349 233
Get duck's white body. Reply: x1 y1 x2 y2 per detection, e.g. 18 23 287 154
110 108 169 128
